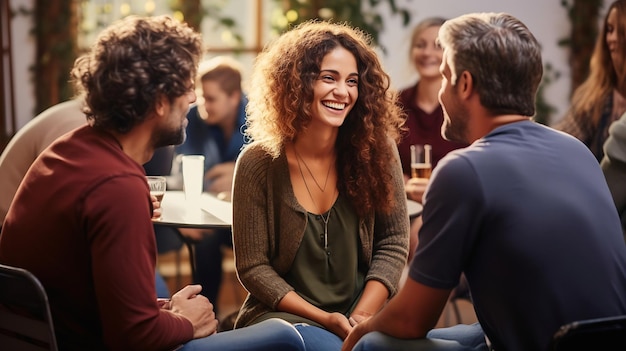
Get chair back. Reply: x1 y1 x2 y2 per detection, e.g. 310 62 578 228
549 315 626 351
0 263 58 351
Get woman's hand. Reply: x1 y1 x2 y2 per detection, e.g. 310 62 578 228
342 318 374 351
348 310 373 326
323 312 353 340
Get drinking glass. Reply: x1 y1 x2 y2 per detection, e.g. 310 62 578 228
410 144 432 180
182 155 205 204
146 176 166 202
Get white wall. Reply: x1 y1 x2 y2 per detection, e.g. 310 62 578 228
7 0 606 129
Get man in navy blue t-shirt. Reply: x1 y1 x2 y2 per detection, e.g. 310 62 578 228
343 12 626 351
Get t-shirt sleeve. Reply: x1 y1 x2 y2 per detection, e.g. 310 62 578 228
409 153 485 290
83 174 193 350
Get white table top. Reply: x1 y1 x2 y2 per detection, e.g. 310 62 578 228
155 191 231 229
407 199 423 219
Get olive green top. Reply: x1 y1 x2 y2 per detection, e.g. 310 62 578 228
251 194 363 327
232 142 410 328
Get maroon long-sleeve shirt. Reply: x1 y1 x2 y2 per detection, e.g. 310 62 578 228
0 125 193 350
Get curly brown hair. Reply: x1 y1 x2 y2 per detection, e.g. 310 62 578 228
245 20 406 216
71 15 203 134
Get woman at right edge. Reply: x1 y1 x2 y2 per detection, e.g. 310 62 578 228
230 20 410 351
553 0 626 162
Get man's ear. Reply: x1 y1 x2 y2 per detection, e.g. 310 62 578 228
458 71 473 99
154 95 167 117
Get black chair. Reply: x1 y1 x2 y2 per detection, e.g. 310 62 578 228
0 263 58 351
549 315 626 351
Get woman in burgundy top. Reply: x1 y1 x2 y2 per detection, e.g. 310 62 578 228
397 17 468 258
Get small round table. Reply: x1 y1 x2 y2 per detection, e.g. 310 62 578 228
154 191 231 282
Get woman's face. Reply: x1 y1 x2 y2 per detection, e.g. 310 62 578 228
310 46 359 129
606 7 622 70
411 25 443 80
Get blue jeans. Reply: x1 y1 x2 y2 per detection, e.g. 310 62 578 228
294 324 343 351
352 323 488 351
179 318 305 350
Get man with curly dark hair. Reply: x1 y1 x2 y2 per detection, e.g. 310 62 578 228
0 15 304 351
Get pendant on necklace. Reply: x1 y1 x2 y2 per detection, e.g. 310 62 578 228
320 211 330 250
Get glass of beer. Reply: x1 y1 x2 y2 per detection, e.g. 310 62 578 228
410 144 432 180
146 176 167 202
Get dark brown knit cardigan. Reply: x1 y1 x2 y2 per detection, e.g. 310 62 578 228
231 142 410 328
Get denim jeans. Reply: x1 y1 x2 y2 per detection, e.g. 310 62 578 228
294 323 344 351
179 318 305 351
352 323 488 351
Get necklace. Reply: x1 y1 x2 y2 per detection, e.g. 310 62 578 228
294 147 333 193
295 148 334 249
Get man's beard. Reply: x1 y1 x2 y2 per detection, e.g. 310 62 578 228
153 124 186 148
441 106 469 144
442 117 466 143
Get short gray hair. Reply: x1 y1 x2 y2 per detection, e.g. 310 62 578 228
438 12 543 117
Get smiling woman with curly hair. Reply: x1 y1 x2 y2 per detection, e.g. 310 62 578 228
232 20 409 350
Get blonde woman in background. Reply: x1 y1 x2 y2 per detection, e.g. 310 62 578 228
397 17 468 259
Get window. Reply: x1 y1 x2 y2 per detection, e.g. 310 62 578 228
78 0 280 89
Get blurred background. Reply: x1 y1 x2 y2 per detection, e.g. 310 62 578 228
1 0 604 151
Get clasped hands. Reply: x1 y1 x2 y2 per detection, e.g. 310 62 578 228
324 310 373 340
164 285 219 338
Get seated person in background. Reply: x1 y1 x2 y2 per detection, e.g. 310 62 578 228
232 20 409 351
601 110 626 241
395 17 468 260
0 99 86 226
169 55 248 197
397 16 468 204
0 15 304 351
154 56 248 313
343 12 626 351
553 0 626 162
